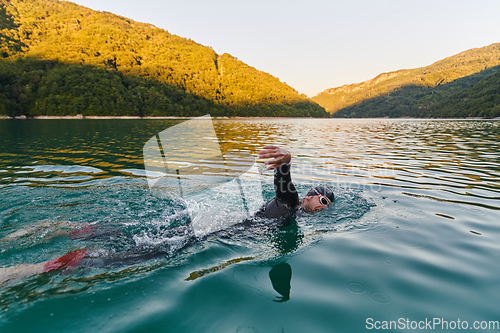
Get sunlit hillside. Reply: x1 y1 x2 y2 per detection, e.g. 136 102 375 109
0 0 327 117
313 43 500 118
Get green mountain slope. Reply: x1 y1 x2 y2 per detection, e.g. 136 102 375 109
424 69 500 118
312 43 500 118
0 0 327 117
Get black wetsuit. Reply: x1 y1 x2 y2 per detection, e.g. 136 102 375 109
73 163 301 268
254 163 300 225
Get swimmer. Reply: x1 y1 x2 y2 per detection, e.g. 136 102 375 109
0 145 334 284
256 145 334 220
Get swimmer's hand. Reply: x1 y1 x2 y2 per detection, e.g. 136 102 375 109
258 145 291 170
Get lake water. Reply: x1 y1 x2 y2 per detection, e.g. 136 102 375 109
0 118 499 332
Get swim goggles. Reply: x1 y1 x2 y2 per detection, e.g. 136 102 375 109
307 187 331 207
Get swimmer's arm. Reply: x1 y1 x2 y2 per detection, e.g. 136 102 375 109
273 163 299 206
258 145 291 170
258 145 298 206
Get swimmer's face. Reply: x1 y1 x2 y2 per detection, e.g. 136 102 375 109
301 195 329 214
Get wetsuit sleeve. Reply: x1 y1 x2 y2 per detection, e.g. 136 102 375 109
274 163 299 208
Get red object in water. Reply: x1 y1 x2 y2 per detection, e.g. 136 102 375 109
43 248 88 272
68 225 98 240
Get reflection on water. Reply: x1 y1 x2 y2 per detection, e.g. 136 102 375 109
0 119 183 176
269 263 292 302
0 119 500 332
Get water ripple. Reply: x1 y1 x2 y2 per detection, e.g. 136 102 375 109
1 119 500 331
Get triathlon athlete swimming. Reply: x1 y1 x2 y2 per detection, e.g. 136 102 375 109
0 145 334 283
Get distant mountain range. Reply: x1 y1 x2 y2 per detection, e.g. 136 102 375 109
0 0 328 117
312 43 500 118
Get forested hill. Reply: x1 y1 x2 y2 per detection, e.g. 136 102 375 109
0 0 328 117
312 43 500 118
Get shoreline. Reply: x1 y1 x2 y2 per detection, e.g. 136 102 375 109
0 115 325 120
0 115 195 120
1 115 499 120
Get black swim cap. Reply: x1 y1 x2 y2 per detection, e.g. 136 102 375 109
308 185 334 203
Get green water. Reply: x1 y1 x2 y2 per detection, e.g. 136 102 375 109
1 119 499 332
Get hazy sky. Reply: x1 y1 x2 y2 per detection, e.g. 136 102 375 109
71 0 500 97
